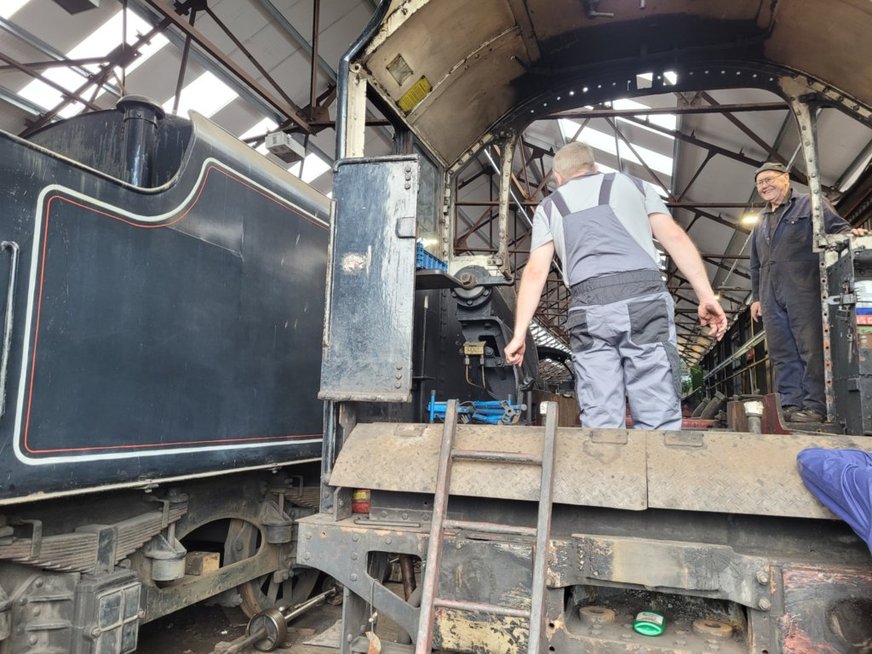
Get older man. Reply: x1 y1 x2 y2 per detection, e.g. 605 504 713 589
505 142 727 430
750 162 868 423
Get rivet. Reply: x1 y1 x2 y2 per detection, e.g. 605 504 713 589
351 573 358 581
385 536 392 545
351 552 358 560
352 534 360 542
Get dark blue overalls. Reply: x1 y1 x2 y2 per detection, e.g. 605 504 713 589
750 190 851 414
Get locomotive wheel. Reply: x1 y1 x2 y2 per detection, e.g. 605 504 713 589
224 518 319 617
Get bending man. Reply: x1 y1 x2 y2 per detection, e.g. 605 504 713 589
505 142 727 429
750 162 868 423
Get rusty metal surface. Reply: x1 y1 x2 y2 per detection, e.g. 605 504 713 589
361 0 872 165
332 422 872 518
329 422 647 510
647 430 872 518
781 565 872 654
571 535 769 610
435 608 527 654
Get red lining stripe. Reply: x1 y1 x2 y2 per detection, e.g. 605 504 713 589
23 165 326 456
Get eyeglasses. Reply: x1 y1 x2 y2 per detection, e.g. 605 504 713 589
755 173 786 188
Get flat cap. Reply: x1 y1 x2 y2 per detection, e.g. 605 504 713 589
754 162 788 179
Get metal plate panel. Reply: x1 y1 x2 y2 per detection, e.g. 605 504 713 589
320 157 419 402
329 423 647 510
335 425 872 518
648 431 872 518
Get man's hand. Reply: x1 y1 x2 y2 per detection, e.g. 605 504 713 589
851 227 870 237
504 334 526 366
699 298 728 341
750 300 762 322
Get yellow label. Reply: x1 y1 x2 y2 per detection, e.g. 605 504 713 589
398 76 432 113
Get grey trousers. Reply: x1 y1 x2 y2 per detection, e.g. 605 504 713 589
566 274 682 430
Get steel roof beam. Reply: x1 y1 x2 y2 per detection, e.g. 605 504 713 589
142 0 312 133
698 91 786 164
551 102 787 120
20 17 172 136
0 16 123 98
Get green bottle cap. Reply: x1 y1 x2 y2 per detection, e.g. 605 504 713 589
633 610 666 636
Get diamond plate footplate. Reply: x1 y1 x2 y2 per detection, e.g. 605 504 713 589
647 431 872 518
329 423 647 510
332 424 872 518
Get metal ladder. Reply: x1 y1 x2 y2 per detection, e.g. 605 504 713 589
414 399 559 654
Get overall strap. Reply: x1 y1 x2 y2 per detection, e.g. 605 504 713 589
598 172 616 205
550 190 571 218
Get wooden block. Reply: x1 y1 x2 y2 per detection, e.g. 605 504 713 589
185 551 220 576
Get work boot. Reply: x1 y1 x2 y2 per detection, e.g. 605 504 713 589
791 408 825 423
781 405 800 421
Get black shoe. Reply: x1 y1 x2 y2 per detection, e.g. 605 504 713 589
791 408 825 423
781 405 800 420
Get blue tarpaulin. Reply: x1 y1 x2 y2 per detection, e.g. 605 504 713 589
797 448 872 553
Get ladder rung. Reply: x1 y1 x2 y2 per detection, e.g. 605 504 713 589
433 597 531 619
443 519 536 537
451 449 541 465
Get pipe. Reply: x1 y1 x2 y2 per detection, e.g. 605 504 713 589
117 96 165 187
216 588 337 654
335 0 390 158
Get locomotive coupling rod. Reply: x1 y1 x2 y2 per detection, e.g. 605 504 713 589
212 588 337 654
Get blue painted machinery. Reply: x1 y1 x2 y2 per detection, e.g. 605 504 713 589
428 393 525 425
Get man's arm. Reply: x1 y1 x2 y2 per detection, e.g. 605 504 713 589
505 242 555 366
649 212 728 341
823 199 870 237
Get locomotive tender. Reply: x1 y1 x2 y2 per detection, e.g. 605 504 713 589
0 98 329 652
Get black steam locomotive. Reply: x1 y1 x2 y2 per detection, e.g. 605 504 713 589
0 98 329 653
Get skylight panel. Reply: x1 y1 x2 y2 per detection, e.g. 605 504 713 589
16 8 168 118
558 118 674 176
163 71 238 118
0 0 30 19
240 118 278 154
289 152 331 183
530 321 569 353
611 98 677 130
